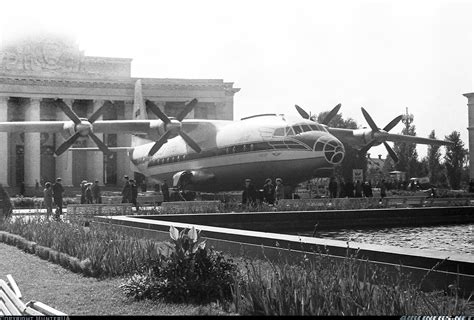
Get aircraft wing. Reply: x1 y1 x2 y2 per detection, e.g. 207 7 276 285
0 121 67 132
327 127 453 147
0 120 155 134
384 133 453 146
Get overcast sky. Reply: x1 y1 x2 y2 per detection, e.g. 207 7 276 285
0 0 472 159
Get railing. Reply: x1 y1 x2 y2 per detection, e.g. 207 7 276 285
276 196 474 211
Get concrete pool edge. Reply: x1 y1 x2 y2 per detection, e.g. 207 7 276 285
95 214 474 297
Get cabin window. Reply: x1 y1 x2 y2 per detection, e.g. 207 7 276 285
273 127 285 136
285 126 295 136
292 125 302 134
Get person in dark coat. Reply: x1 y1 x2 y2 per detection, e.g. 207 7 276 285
262 178 275 205
85 183 93 204
345 180 354 198
52 177 64 218
91 180 102 204
19 181 25 197
380 179 387 198
242 178 257 207
354 180 363 198
43 182 53 218
161 180 170 202
80 180 88 204
130 179 139 211
328 177 338 198
121 175 131 203
339 178 346 198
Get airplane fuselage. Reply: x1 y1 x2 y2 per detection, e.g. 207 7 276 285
129 115 345 192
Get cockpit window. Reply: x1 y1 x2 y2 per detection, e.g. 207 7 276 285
273 127 285 136
292 125 302 134
301 124 312 132
285 126 295 136
310 124 318 131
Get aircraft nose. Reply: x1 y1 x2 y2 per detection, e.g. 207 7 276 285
313 134 345 165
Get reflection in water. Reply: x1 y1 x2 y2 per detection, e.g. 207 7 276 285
296 224 474 255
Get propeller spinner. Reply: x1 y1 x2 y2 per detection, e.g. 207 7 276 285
359 108 403 163
54 100 111 157
145 99 202 156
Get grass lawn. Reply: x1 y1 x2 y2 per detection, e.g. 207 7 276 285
0 243 229 316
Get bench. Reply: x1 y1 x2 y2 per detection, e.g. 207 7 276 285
67 203 133 223
0 274 66 316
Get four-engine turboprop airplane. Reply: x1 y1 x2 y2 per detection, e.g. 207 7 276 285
0 80 453 192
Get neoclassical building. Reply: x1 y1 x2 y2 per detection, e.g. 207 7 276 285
0 34 240 189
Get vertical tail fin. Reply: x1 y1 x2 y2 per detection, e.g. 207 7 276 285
133 79 148 120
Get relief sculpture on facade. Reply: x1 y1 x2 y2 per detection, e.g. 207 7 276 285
0 36 86 75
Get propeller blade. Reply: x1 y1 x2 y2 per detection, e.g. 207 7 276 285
361 107 379 132
148 130 173 156
88 101 111 123
176 99 198 122
89 132 112 155
295 105 310 119
55 100 81 125
179 131 202 153
359 141 376 155
321 103 342 125
55 131 81 156
383 115 403 132
146 100 171 124
383 141 399 163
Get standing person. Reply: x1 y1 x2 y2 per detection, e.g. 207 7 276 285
19 181 25 197
354 180 363 198
91 180 102 204
328 177 338 198
80 180 88 204
43 182 53 218
262 178 275 205
35 179 40 195
345 179 354 198
52 178 64 219
380 179 387 199
161 179 170 202
339 178 346 198
130 179 139 211
121 175 131 203
242 178 257 208
275 178 285 203
85 183 93 204
366 181 373 197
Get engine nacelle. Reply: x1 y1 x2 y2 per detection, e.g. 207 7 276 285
172 170 215 188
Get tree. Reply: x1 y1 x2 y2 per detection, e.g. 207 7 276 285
317 112 367 182
425 130 443 186
444 131 467 190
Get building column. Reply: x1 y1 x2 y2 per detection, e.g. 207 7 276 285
55 99 73 186
464 92 474 180
0 97 9 187
23 98 41 188
117 101 134 181
87 100 104 184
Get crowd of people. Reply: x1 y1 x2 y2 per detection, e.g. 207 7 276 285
242 177 286 208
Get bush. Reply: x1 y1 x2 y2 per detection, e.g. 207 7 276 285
120 226 237 304
0 217 164 277
10 196 79 209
